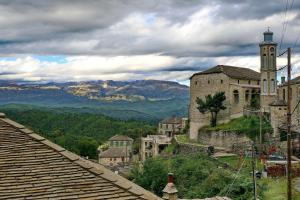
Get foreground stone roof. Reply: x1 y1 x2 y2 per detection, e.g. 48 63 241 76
191 65 260 80
0 113 160 200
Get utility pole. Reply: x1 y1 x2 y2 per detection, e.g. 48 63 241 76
260 108 263 154
251 142 257 200
287 47 292 200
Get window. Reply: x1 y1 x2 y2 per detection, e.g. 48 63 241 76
248 80 251 85
233 90 239 103
257 81 260 85
195 81 198 85
283 89 286 100
238 80 240 84
270 79 275 93
221 80 223 84
208 80 210 84
245 90 250 102
263 79 267 93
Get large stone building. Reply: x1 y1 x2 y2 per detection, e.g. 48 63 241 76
189 30 284 140
189 65 261 140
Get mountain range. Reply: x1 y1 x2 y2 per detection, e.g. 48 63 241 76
0 80 189 121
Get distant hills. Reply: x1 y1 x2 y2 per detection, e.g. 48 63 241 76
0 80 189 121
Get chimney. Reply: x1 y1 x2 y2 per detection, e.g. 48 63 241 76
281 76 286 84
162 173 178 200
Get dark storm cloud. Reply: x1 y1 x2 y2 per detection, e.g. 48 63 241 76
0 0 299 82
0 0 298 57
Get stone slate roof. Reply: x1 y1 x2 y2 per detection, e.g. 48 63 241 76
161 116 182 124
109 135 134 141
100 147 129 158
281 76 300 86
191 65 260 80
0 113 160 200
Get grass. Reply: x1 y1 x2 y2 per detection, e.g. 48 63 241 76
176 134 207 147
260 178 300 200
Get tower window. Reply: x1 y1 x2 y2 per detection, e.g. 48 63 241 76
263 79 267 93
270 79 275 93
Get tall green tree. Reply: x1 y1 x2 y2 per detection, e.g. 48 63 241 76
196 92 226 127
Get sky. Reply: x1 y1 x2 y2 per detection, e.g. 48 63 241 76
0 0 299 85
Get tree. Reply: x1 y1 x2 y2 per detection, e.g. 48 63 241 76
196 92 226 127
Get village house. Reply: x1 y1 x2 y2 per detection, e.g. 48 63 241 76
141 135 172 162
158 116 188 137
99 134 133 167
189 30 282 141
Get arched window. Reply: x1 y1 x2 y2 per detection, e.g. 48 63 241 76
270 79 275 93
233 90 239 103
263 79 267 93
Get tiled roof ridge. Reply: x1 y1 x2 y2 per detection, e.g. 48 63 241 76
190 65 260 80
0 113 161 200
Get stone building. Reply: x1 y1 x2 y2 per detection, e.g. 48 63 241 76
188 30 288 141
158 116 188 137
99 135 133 167
141 135 172 162
189 65 261 140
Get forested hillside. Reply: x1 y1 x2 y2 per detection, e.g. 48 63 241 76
3 107 156 159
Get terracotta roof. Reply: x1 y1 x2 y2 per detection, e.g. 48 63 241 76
0 113 160 200
100 147 129 158
269 99 287 106
161 116 182 124
109 135 134 141
190 65 260 80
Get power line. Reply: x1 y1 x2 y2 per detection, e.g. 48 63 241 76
279 0 291 51
225 154 248 197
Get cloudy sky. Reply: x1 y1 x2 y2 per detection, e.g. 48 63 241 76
0 0 299 84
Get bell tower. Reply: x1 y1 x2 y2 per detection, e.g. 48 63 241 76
260 29 277 112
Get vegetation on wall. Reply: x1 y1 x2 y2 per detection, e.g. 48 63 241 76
2 107 156 159
200 116 273 140
196 92 227 127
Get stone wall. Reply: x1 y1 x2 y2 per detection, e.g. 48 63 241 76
198 130 251 151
